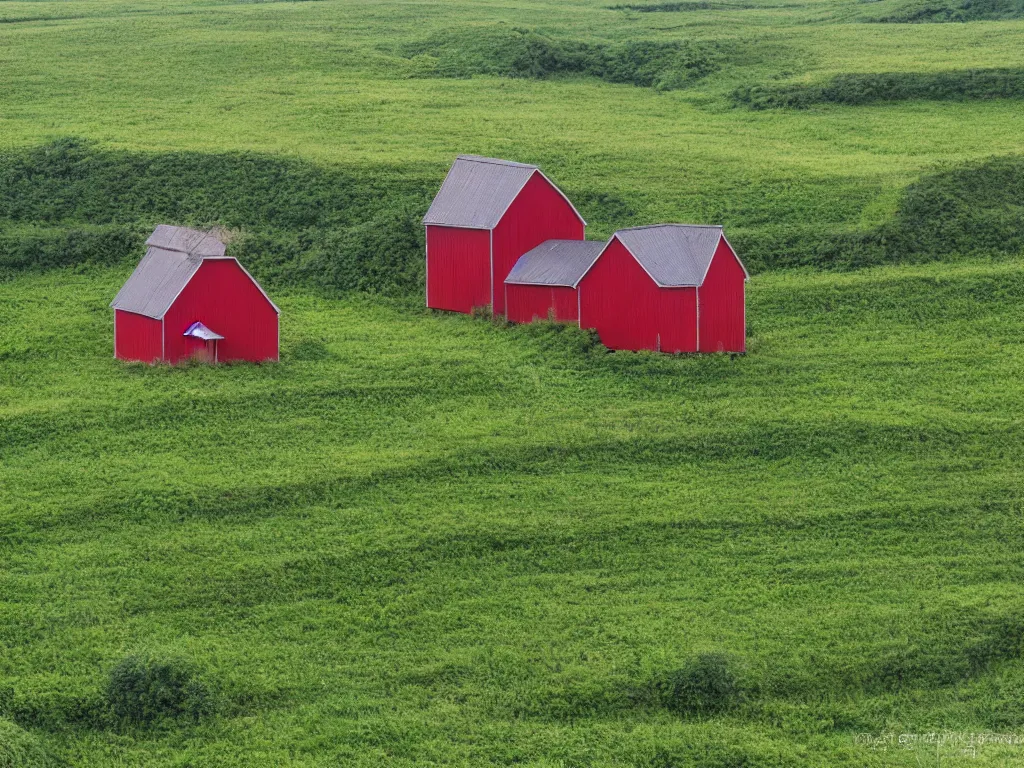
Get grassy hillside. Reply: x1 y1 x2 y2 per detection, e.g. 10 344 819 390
1 0 1024 765
2 260 1024 766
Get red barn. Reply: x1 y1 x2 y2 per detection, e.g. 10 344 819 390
504 239 605 324
577 225 748 353
423 155 585 316
110 225 279 364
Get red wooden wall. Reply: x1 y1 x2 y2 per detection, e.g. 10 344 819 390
697 239 746 353
505 284 578 324
578 238 697 353
162 260 279 364
491 173 584 315
425 225 490 313
114 310 162 362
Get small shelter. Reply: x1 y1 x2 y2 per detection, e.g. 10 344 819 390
577 225 748 353
504 239 605 324
423 155 586 315
111 225 279 364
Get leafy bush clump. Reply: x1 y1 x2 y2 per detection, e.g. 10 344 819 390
871 0 1024 22
0 719 57 768
399 26 717 90
734 68 1024 109
655 653 741 716
105 655 212 726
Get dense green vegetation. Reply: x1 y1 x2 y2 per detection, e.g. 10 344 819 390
0 720 56 768
609 2 758 12
733 68 1024 108
397 27 719 89
1 0 1023 764
869 0 1024 22
3 140 1021 284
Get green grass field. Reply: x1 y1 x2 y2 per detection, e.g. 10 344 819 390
2 0 1024 765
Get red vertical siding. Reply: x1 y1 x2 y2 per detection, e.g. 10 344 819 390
697 239 746 353
491 173 584 315
426 225 491 313
505 284 579 324
162 259 279 364
114 310 163 363
578 238 697 353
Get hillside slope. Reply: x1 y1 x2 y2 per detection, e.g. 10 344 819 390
2 261 1023 765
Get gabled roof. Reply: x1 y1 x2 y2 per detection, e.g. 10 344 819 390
110 225 279 319
505 239 606 287
595 224 748 288
422 155 584 230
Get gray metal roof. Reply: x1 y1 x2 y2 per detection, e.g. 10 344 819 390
111 226 230 319
147 224 226 257
505 239 606 287
422 155 584 230
609 224 746 287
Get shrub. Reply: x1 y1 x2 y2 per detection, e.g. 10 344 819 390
655 653 740 716
870 0 1024 22
105 655 212 726
0 719 57 768
398 26 718 90
733 68 1024 109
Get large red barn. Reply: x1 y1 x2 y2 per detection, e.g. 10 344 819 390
423 156 586 316
504 239 605 324
110 225 279 364
577 225 748 353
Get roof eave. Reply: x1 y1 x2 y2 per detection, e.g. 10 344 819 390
505 279 577 288
422 220 494 231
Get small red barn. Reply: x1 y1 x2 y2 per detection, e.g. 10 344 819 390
504 239 605 324
110 225 279 364
423 155 586 316
577 225 748 353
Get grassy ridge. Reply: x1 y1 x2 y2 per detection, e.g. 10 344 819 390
2 140 1022 285
396 26 719 90
733 68 1024 108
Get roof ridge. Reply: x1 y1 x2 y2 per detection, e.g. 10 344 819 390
456 154 538 169
616 223 723 233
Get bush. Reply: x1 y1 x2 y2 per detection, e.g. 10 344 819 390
105 655 212 726
870 0 1024 22
398 26 718 90
733 68 1024 109
0 719 57 768
655 653 740 716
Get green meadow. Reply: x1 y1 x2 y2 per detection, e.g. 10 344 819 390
1 0 1024 765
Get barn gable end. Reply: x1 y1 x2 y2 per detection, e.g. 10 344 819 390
578 225 746 354
162 259 279 364
578 236 697 352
